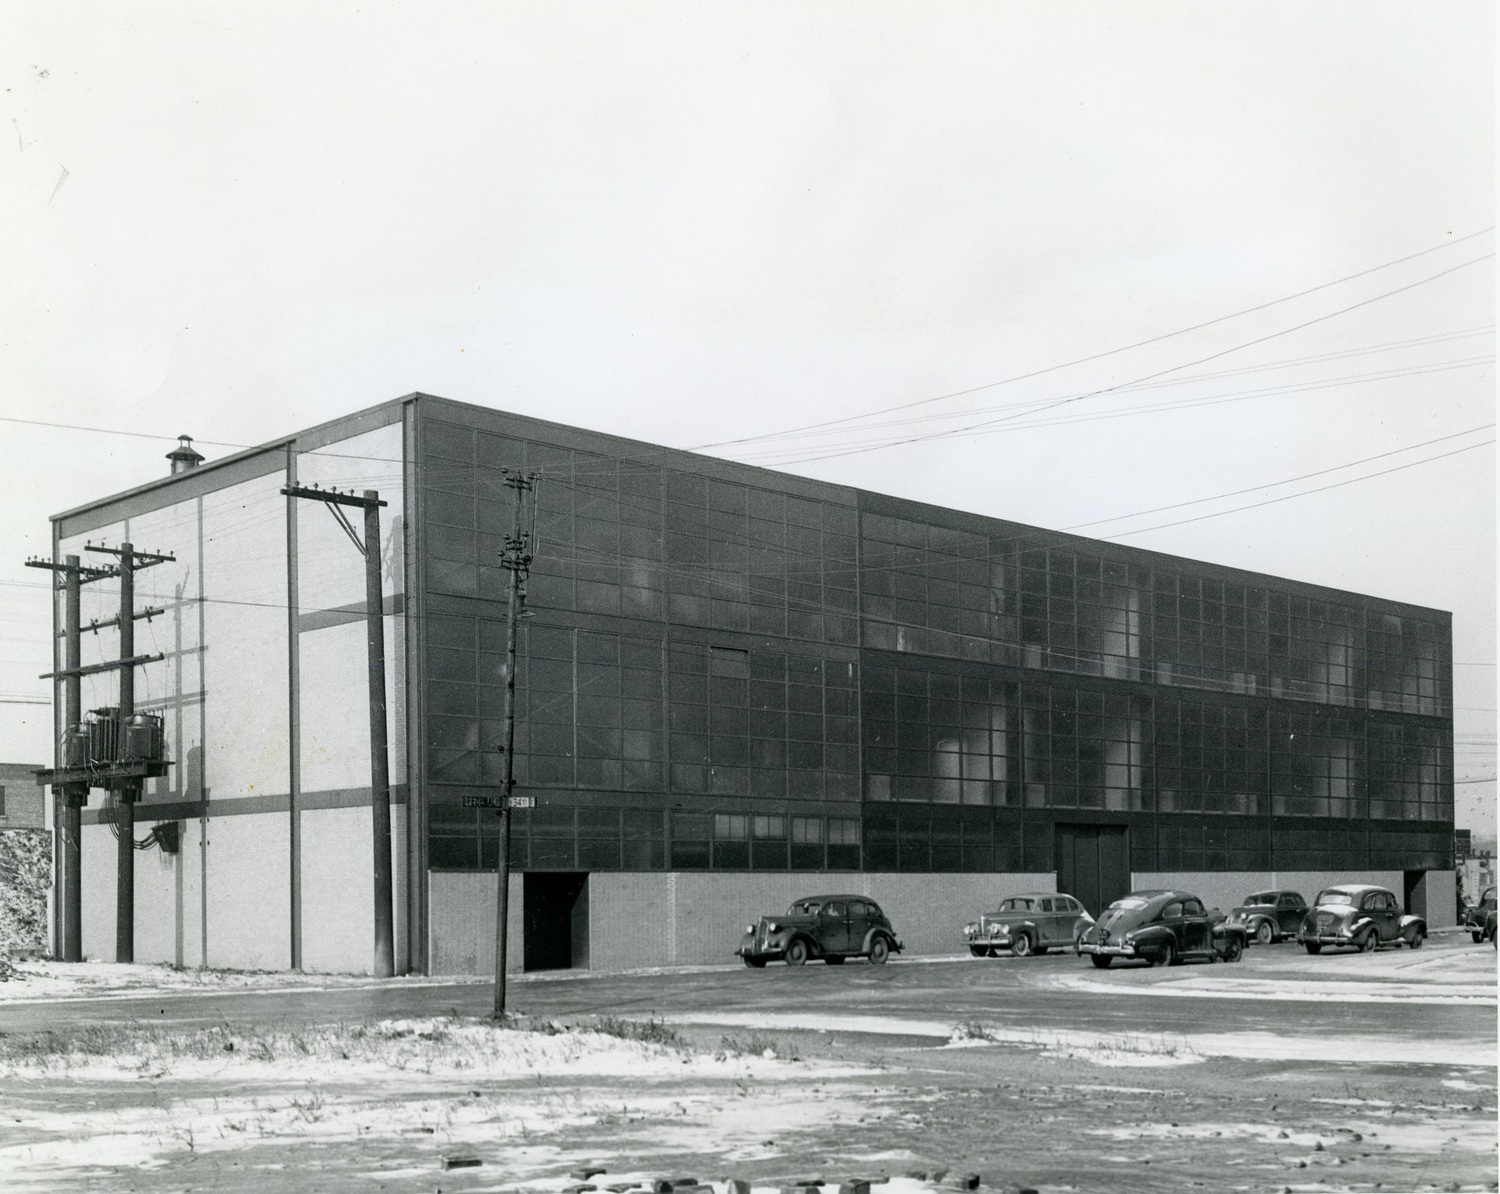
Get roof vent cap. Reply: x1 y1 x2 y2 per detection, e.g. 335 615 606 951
166 435 205 475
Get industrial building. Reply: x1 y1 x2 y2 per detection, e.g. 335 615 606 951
48 394 1456 974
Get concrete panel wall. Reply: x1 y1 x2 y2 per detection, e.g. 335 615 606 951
299 803 411 974
80 823 117 961
1134 871 1407 919
131 837 180 966
589 872 676 965
206 813 290 971
301 805 374 974
431 870 1055 974
428 871 523 976
180 818 206 969
1408 870 1457 927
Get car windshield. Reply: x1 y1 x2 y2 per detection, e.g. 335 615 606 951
1107 897 1149 911
1000 898 1034 911
789 901 821 915
1245 893 1276 906
1315 890 1355 906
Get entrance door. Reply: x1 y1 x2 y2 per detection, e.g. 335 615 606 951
523 872 589 972
1403 870 1426 918
1055 824 1130 918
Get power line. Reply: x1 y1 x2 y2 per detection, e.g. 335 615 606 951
1100 439 1494 540
728 354 1494 460
690 227 1496 451
1063 424 1495 531
747 251 1496 467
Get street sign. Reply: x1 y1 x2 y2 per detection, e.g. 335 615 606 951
462 794 537 809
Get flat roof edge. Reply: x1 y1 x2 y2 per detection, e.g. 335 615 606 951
50 396 415 525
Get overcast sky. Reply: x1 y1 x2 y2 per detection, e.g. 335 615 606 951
2 3 1493 832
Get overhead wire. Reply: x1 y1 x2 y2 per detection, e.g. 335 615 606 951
740 251 1495 467
688 226 1496 451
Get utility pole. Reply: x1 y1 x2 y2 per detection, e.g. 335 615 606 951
27 554 110 961
32 543 173 964
493 469 535 1019
116 543 137 963
85 542 173 964
280 484 395 977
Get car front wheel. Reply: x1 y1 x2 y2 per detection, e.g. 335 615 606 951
1473 931 1484 945
1011 933 1033 958
968 945 989 958
1090 954 1112 969
868 936 890 965
785 939 809 967
1255 921 1274 946
1221 936 1243 963
743 956 766 968
1305 942 1322 955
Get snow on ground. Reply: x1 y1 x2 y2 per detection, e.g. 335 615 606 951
0 1017 893 1193
0 959 485 1002
1052 940 1497 1005
659 1010 1493 1068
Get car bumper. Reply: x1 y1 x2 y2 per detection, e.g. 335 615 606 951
965 934 1013 950
1299 933 1356 947
1076 941 1139 958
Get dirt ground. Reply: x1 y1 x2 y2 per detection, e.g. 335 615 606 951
0 941 1494 1194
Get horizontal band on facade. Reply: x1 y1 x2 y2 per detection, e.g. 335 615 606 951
78 783 410 825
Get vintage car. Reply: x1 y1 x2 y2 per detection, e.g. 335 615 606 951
1297 884 1425 953
1075 889 1246 969
737 894 903 967
1463 885 1496 944
963 892 1094 957
1225 889 1308 944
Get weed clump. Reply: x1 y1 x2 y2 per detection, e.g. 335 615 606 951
591 1015 680 1046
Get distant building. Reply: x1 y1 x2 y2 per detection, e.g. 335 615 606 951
47 395 1458 973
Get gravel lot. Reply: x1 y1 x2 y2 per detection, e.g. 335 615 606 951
0 932 1493 1193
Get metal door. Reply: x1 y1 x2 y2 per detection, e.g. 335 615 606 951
1055 824 1130 917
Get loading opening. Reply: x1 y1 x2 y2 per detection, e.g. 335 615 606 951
523 872 589 972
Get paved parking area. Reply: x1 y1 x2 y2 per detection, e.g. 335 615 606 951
0 933 1493 1193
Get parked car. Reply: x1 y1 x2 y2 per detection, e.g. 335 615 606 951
1484 908 1497 949
737 895 903 968
963 892 1094 957
1075 889 1247 969
1225 889 1308 944
1297 884 1425 954
1463 885 1496 944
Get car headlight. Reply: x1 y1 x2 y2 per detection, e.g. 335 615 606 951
991 923 1006 935
963 923 977 935
766 921 779 933
746 924 756 934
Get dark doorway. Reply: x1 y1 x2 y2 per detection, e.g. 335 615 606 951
1056 824 1130 917
1403 870 1426 917
523 872 589 972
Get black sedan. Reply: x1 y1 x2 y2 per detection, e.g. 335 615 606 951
1225 889 1307 944
1076 889 1247 969
737 895 903 967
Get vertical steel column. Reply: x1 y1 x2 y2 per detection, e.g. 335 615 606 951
116 542 136 964
365 492 395 979
62 556 83 962
286 450 303 970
